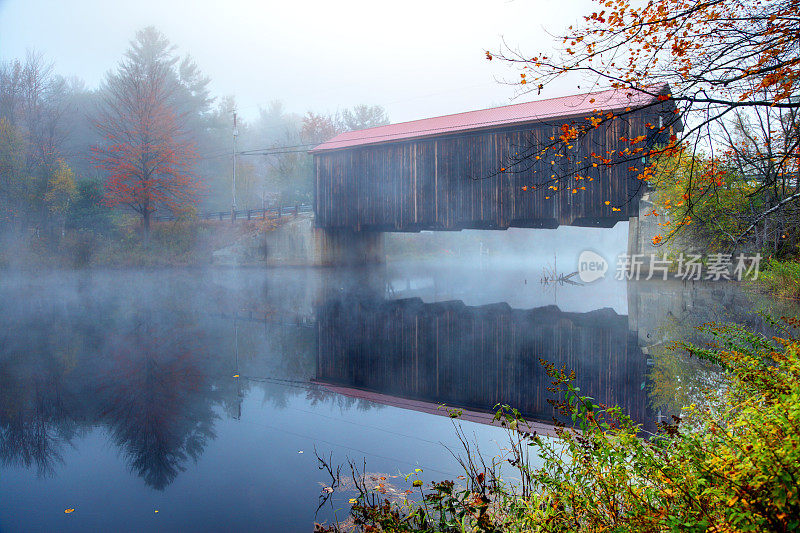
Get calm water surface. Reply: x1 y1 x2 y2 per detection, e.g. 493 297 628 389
0 259 787 532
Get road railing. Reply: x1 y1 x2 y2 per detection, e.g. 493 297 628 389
153 203 313 222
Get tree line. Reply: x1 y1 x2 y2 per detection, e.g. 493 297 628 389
0 26 388 239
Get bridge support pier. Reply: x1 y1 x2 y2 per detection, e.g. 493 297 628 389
314 228 385 266
627 216 641 259
626 193 660 266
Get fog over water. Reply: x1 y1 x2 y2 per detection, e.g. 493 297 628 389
1 225 793 530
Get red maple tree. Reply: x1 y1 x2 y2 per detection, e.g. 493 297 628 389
94 28 200 235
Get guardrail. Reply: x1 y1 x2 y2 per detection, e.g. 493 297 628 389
153 203 313 222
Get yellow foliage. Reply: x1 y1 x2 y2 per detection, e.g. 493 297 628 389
44 159 77 215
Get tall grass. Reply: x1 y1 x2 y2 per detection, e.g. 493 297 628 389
757 259 800 300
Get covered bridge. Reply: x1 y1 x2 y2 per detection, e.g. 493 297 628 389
311 85 677 235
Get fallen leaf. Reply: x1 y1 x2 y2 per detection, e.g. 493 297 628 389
64 509 75 514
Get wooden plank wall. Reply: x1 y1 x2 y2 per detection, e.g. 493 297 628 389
315 108 664 232
316 298 651 427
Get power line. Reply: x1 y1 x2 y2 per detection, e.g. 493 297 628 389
237 143 317 156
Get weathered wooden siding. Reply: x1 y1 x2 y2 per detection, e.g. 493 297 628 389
316 298 651 427
315 109 663 231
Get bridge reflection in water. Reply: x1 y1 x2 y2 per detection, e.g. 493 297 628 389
314 293 651 430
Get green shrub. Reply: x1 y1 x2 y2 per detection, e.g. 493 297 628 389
758 260 800 300
61 230 99 268
151 221 199 256
67 179 113 234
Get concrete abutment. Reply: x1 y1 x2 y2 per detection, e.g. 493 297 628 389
313 228 385 266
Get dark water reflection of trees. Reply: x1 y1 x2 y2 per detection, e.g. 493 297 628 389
0 272 317 490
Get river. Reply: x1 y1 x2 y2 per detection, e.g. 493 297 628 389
0 259 793 531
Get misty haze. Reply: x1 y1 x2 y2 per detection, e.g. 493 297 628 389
1 1 799 532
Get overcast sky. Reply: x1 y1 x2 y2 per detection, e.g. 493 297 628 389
0 0 594 123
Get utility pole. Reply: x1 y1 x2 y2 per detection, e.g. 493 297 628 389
232 111 239 222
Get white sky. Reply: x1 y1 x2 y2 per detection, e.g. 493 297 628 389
0 0 595 123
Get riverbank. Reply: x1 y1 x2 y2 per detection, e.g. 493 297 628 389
757 259 800 300
0 218 282 269
320 318 800 532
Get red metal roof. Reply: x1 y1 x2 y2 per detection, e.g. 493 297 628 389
311 86 667 152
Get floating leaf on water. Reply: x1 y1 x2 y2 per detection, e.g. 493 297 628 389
348 498 357 504
64 509 75 514
233 374 240 378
